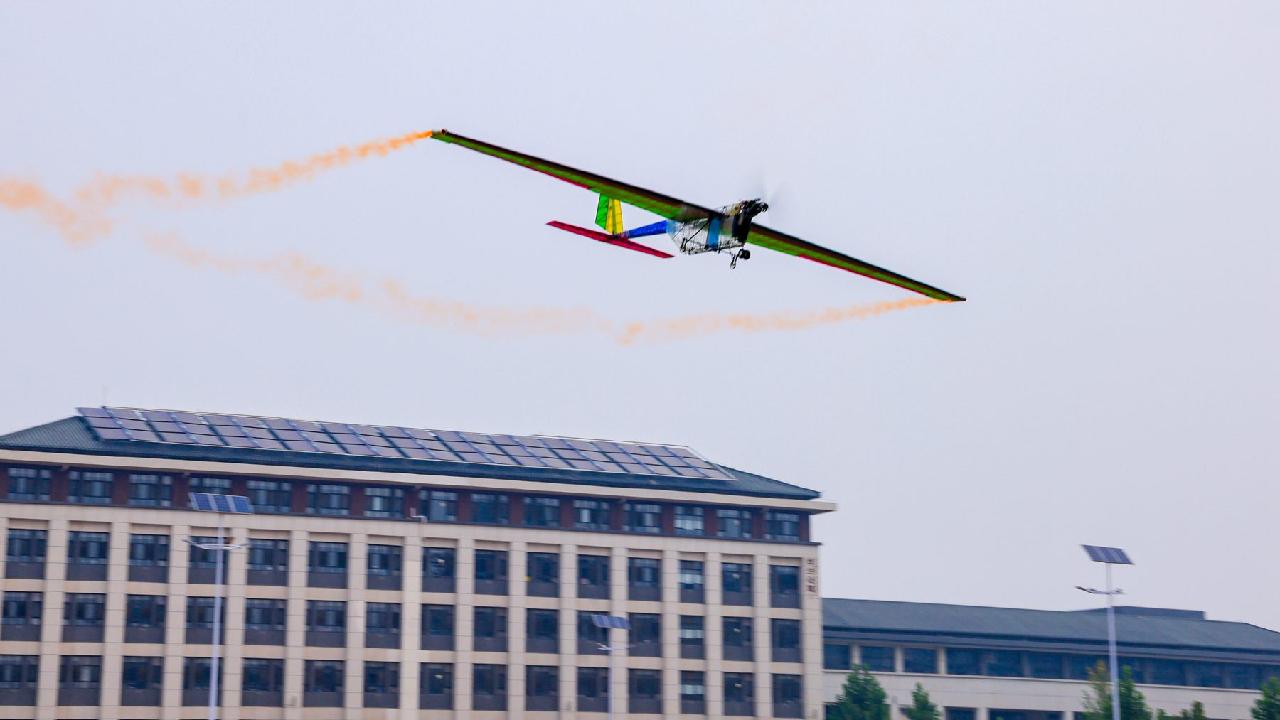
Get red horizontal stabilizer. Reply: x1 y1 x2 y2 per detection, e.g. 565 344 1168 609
546 221 673 259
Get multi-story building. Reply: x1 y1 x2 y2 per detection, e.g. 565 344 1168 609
0 407 834 720
822 599 1280 720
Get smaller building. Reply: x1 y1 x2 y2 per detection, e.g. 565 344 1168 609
822 599 1280 720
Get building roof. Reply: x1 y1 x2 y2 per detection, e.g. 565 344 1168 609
0 410 821 501
823 598 1280 661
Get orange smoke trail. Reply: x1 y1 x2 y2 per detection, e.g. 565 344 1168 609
145 233 939 343
1 130 434 245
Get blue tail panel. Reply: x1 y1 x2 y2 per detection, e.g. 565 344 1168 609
620 221 669 239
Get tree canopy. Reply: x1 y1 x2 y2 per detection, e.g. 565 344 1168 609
1253 677 1280 720
1082 663 1153 720
904 683 941 720
829 666 889 720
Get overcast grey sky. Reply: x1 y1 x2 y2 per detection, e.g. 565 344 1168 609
2 3 1277 629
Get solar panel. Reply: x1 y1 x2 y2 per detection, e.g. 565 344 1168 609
1082 545 1133 565
189 492 254 514
79 406 736 482
591 614 630 630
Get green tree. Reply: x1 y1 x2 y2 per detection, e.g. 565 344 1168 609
1253 677 1280 720
1179 701 1207 720
904 684 940 720
829 666 889 720
1082 663 1153 720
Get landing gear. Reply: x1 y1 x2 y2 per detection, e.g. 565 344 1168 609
730 248 751 269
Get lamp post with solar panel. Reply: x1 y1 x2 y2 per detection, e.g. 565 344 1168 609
187 492 253 720
1077 544 1133 720
591 614 630 720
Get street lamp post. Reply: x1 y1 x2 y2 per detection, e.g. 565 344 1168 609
591 614 630 720
1077 544 1134 720
188 492 254 720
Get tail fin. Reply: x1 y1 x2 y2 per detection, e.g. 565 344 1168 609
595 194 624 235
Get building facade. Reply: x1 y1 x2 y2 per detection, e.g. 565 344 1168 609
0 407 834 720
822 599 1280 720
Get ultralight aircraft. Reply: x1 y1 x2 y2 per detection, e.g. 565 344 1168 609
431 130 964 302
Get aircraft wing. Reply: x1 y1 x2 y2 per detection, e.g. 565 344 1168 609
746 225 966 302
431 129 716 223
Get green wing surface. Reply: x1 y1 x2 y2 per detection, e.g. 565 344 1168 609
747 225 965 302
432 130 715 223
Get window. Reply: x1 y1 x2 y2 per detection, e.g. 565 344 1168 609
186 597 225 641
125 595 166 627
1027 652 1064 679
122 656 162 690
946 709 977 720
629 669 662 714
7 467 51 501
984 650 1023 677
474 549 508 594
681 671 706 714
423 548 456 592
420 663 453 709
67 531 109 564
527 552 559 597
773 674 804 718
1189 662 1227 688
577 611 608 654
68 470 113 504
0 655 38 689
1149 659 1186 686
624 502 661 533
189 536 228 569
1227 664 1260 689
183 657 220 694
246 479 291 513
60 655 102 688
6 529 46 563
367 545 402 575
772 618 802 662
365 486 404 518
771 565 801 607
526 666 558 711
364 661 399 701
472 664 507 711
862 645 895 672
577 554 610 599
679 559 705 602
905 648 939 674
573 499 611 530
306 601 346 634
308 542 348 573
680 615 705 658
244 599 286 630
242 659 284 694
1120 657 1148 684
527 608 559 653
471 492 509 524
1066 655 1106 680
128 534 169 566
946 648 982 676
766 510 801 541
306 483 349 515
722 562 753 604
473 606 508 651
247 539 288 570
2 592 43 631
824 643 852 670
304 660 344 701
422 605 455 650
724 616 754 661
724 672 755 716
674 505 704 535
629 613 661 656
524 496 560 527
578 667 609 712
419 489 457 521
716 508 753 539
628 557 661 600
366 603 401 635
188 476 231 496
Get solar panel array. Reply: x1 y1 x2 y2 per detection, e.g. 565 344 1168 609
189 492 253 514
77 407 734 481
1082 545 1133 565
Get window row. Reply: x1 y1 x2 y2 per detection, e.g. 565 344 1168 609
0 655 802 716
1 466 805 542
821 643 1280 691
3 530 802 607
2 593 804 660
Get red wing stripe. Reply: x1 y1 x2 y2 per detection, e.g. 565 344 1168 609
546 221 673 259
